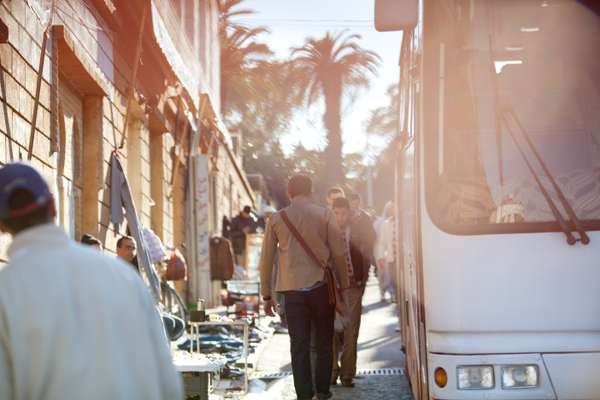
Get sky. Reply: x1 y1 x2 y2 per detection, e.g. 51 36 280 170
236 0 402 159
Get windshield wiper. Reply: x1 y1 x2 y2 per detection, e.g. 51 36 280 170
501 106 590 245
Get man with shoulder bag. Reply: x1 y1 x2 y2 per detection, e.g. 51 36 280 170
259 175 350 400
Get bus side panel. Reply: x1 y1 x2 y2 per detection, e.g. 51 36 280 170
398 139 430 399
396 146 416 392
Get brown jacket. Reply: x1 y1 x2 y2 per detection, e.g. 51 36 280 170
259 196 350 298
210 237 235 281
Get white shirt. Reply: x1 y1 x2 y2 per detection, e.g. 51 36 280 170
0 224 183 400
374 218 395 264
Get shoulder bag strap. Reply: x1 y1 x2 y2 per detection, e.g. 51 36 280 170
280 210 339 307
280 210 326 270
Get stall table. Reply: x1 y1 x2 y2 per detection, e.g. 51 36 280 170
173 352 226 400
188 320 250 395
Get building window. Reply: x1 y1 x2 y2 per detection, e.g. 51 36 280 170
57 79 84 239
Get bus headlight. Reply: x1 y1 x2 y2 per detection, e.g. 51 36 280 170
501 365 539 389
457 365 494 390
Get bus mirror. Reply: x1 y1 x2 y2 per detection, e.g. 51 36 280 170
374 0 418 32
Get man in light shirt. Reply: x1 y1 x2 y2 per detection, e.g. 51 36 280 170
0 163 182 400
260 175 349 400
374 202 396 302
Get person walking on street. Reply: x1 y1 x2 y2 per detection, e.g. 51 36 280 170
348 193 363 215
326 186 345 208
0 163 182 400
230 205 257 265
348 193 376 280
330 197 376 387
374 202 397 302
259 175 349 400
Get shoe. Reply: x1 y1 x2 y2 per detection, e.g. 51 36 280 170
330 372 339 385
341 378 355 387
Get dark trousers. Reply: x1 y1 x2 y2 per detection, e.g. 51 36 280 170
284 284 335 399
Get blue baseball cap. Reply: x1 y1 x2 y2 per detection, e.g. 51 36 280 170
0 163 52 219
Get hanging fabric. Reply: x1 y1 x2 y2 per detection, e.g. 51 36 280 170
110 151 161 301
142 227 168 265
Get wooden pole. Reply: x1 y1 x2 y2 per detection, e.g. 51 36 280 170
0 58 14 161
49 27 60 156
27 29 49 160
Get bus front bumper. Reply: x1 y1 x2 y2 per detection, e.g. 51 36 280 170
428 352 600 399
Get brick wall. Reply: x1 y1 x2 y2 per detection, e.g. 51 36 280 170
0 1 189 263
0 0 253 310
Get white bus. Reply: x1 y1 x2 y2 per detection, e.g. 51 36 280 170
375 1 600 399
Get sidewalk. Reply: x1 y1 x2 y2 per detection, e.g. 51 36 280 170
250 274 413 399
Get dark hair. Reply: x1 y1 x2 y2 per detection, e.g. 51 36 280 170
288 175 312 198
116 235 134 248
327 186 344 197
81 233 102 247
1 189 53 234
349 193 361 202
243 205 252 214
332 197 350 210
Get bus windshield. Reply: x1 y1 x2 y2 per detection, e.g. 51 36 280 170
424 0 600 230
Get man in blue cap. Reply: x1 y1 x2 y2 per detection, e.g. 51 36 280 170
0 163 183 400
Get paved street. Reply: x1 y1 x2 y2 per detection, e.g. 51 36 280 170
249 274 413 400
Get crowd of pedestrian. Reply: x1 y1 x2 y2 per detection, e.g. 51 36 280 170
259 174 398 400
0 162 398 400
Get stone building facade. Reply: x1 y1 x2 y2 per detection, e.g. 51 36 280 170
0 0 253 306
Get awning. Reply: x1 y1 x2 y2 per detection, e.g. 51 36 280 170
199 93 232 148
149 0 203 109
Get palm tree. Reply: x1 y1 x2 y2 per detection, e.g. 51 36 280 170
218 0 253 34
217 0 305 206
366 84 400 137
218 0 272 115
292 31 380 185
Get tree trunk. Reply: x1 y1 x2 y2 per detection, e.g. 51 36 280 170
322 76 344 187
